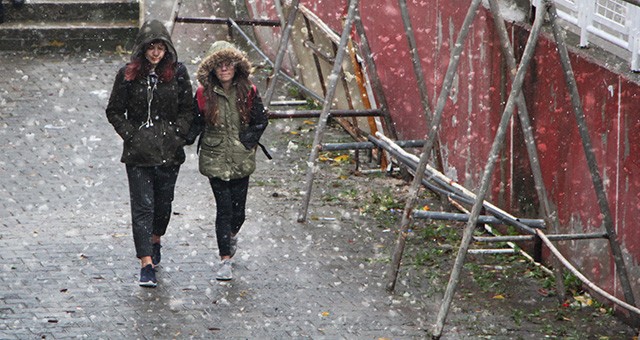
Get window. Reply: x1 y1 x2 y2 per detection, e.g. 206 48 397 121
536 0 640 71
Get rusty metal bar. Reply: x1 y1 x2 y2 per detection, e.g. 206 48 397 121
547 2 636 308
264 0 300 106
432 3 548 338
297 0 359 223
269 109 382 119
386 0 484 294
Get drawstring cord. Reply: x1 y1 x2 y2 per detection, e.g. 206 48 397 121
141 71 157 129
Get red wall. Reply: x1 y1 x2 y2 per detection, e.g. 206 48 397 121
247 0 640 305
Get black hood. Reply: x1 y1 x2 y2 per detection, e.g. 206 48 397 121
132 20 177 64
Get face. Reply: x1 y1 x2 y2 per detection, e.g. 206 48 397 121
215 61 236 86
145 41 166 66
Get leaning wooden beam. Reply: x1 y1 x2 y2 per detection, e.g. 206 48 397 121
263 0 300 106
432 3 548 338
269 109 382 119
547 3 636 308
297 0 359 223
385 0 484 294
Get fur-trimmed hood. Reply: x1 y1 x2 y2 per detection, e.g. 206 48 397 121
196 41 251 88
132 20 177 64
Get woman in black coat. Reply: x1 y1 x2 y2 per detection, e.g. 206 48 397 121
106 20 194 288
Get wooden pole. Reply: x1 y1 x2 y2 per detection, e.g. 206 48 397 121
297 0 359 223
547 2 636 308
385 0 484 293
432 2 548 338
486 0 567 302
263 0 300 106
353 7 398 140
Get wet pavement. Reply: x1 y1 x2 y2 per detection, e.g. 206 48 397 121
0 1 435 339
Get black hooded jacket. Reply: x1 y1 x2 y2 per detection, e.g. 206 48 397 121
106 20 194 166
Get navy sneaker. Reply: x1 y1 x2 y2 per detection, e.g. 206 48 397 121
139 264 157 287
152 243 162 266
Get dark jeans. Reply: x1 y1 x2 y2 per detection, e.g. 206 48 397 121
126 165 180 258
209 176 250 257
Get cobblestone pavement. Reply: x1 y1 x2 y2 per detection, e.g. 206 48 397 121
0 2 439 339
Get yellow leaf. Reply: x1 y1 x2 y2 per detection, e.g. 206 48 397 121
492 294 505 299
334 154 350 163
303 120 316 125
421 205 430 211
49 40 65 47
289 131 299 135
321 311 330 317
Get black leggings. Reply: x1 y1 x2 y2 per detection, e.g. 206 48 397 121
126 165 180 258
209 176 249 257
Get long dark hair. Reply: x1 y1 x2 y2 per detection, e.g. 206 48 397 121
124 40 176 82
204 67 252 126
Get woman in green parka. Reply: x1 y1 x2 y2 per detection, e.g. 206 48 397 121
194 41 269 281
106 20 194 288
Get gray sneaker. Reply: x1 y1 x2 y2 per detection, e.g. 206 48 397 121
229 236 238 258
216 259 233 281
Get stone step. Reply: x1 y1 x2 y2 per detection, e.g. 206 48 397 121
2 0 139 23
0 0 140 52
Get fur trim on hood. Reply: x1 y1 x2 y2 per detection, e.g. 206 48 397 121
132 20 177 64
196 41 251 88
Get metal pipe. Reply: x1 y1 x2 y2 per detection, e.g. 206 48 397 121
223 18 323 102
370 133 538 233
297 0 359 223
175 16 280 27
473 232 608 242
268 109 382 119
413 211 545 228
468 249 516 255
320 139 424 151
433 3 548 337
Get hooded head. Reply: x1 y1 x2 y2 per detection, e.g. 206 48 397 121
125 20 178 82
132 20 177 64
196 41 251 89
197 41 253 125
